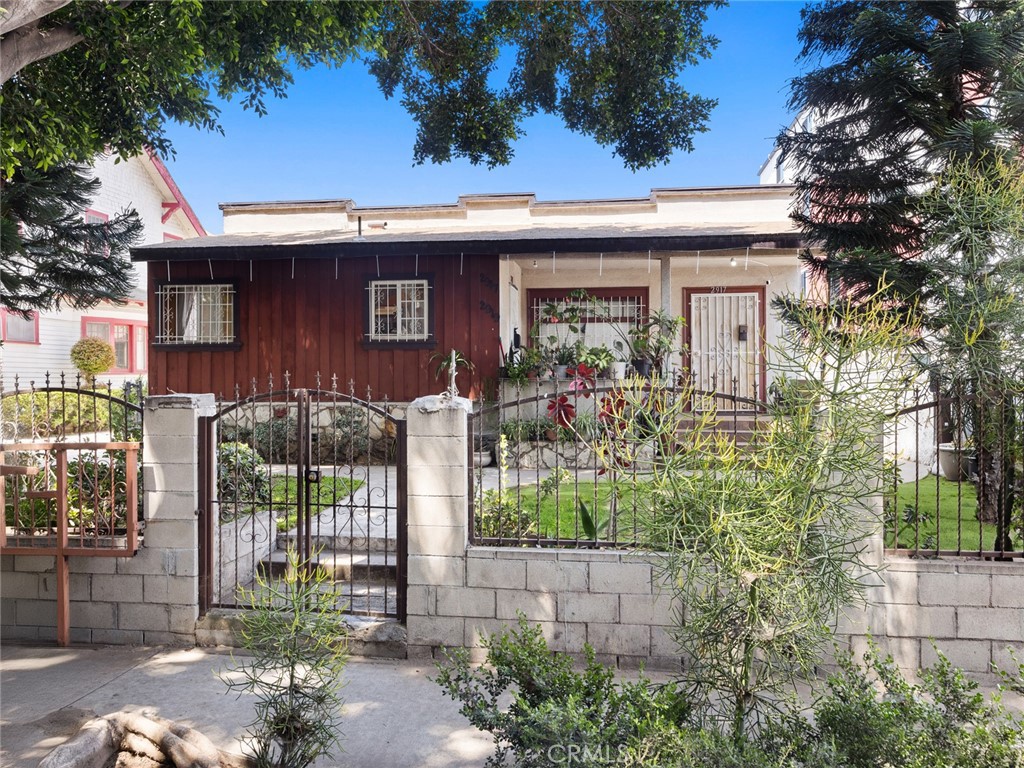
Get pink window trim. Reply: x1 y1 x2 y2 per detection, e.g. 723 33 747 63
84 208 109 223
81 315 148 374
0 309 40 344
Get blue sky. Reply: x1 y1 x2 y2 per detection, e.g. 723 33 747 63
163 1 808 234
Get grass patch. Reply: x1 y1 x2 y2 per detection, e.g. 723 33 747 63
512 479 649 542
270 475 363 532
886 474 996 551
218 475 363 532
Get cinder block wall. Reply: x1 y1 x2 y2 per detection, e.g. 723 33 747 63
840 559 1024 676
405 397 1023 677
404 395 683 668
1 395 213 644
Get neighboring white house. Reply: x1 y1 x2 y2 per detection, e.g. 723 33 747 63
0 150 205 389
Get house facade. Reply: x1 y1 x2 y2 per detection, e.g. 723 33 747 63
134 185 805 402
0 151 206 388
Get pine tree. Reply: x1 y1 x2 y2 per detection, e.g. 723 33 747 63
779 1 1024 535
1 163 143 313
779 0 1024 307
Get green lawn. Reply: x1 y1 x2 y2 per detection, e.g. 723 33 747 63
269 475 363 531
485 473 1003 551
510 480 649 542
885 474 996 552
217 475 363 531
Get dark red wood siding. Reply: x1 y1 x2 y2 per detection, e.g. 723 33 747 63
147 254 502 401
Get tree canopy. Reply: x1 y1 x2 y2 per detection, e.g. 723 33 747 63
1 163 142 313
1 0 722 313
779 0 1024 536
0 0 723 178
777 0 1024 308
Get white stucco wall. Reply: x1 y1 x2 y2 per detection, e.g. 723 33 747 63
1 153 203 388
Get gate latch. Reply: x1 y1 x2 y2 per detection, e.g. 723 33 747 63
305 469 321 483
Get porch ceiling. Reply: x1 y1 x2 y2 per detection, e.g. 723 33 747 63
131 225 805 263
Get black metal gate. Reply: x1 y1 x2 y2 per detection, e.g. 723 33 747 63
198 380 407 620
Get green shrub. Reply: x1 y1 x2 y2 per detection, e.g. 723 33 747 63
109 379 145 441
500 417 552 442
252 415 299 463
435 617 1024 768
70 337 116 384
475 436 536 540
435 616 688 768
223 547 348 768
217 442 270 512
66 451 143 530
1 390 111 439
3 452 54 528
316 406 370 464
219 421 253 445
772 643 1024 768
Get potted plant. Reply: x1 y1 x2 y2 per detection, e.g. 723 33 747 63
547 338 579 379
620 310 684 378
501 348 534 386
579 345 617 378
937 437 977 481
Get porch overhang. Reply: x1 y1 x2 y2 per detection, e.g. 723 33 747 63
132 229 806 263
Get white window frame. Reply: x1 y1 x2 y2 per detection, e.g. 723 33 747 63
367 278 430 342
1 310 39 344
155 283 237 345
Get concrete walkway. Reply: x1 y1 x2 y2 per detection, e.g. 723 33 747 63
1 644 493 768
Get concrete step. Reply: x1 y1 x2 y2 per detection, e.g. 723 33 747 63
196 610 406 658
260 549 397 581
276 532 397 553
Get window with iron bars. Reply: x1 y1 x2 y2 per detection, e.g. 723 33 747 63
530 292 646 352
155 283 236 344
367 279 430 342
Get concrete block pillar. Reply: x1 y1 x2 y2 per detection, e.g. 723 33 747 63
131 394 216 643
404 395 473 654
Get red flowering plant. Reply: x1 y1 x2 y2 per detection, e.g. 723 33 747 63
595 388 633 474
544 363 597 433
566 364 596 396
546 395 576 429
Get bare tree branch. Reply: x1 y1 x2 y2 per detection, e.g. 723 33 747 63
0 0 73 36
0 19 82 83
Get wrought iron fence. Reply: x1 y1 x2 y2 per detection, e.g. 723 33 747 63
472 375 1023 561
468 371 770 548
1 375 145 547
1 375 144 645
886 387 1023 559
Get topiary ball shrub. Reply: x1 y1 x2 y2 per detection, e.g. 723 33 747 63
70 337 116 384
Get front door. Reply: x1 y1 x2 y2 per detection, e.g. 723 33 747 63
684 287 765 409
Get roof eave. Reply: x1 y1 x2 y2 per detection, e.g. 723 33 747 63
132 231 806 263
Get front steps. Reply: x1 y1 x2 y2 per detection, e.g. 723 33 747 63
196 610 407 658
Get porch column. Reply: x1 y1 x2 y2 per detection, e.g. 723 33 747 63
660 256 676 370
660 255 672 317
